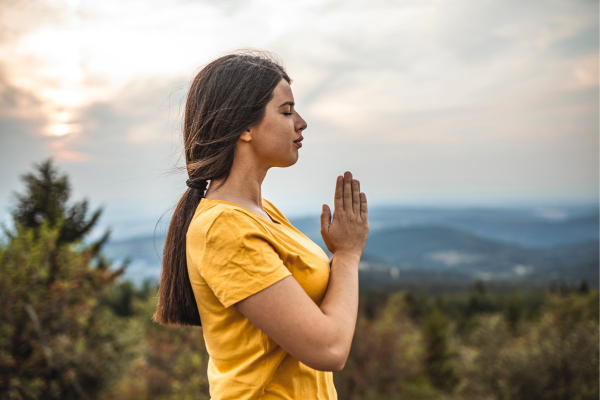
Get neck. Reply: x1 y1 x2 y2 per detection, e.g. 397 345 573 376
205 152 269 210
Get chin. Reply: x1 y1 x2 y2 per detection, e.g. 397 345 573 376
275 154 299 168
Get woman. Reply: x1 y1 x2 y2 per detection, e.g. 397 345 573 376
153 50 369 399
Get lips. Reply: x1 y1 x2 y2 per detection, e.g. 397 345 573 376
294 135 303 148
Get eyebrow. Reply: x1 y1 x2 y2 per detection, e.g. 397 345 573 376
278 101 295 107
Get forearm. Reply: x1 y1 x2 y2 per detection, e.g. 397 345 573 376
318 251 360 369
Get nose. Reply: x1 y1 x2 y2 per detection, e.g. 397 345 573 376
297 113 307 132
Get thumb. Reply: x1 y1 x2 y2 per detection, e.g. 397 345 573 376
320 204 331 230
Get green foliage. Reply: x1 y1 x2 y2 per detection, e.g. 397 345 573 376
473 278 486 295
8 158 109 258
106 296 210 400
101 281 155 318
423 308 461 392
0 222 133 399
347 287 598 399
578 279 590 294
398 379 440 400
0 160 135 399
421 288 546 336
504 292 521 334
334 292 426 399
459 291 599 400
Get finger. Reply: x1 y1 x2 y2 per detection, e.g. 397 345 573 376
360 192 368 220
352 179 360 215
343 171 353 212
334 175 343 214
320 204 331 232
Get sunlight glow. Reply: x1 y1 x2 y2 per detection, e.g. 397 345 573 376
51 124 70 136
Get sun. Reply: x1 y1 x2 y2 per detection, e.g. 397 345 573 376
51 124 70 136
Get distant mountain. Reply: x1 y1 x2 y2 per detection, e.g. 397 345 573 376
292 208 599 249
528 258 599 286
103 205 599 287
360 224 598 283
438 213 599 248
365 225 598 269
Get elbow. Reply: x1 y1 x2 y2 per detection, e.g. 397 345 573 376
328 357 347 373
294 321 352 372
319 327 351 372
326 345 349 372
304 343 349 372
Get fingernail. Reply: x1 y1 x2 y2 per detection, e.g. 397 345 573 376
323 204 326 211
337 176 343 182
352 179 357 185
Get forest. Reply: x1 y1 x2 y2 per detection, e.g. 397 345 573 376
1 160 598 400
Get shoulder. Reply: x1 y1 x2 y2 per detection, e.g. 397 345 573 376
190 205 268 240
188 208 270 261
211 207 266 232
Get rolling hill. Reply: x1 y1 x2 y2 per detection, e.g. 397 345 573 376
103 206 599 287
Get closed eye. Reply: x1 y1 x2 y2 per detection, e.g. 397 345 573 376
283 112 293 116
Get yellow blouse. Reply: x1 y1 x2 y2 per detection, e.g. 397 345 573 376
186 197 338 400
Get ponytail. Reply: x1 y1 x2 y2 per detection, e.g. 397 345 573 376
153 187 205 326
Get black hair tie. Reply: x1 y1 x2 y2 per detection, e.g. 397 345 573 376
186 179 208 192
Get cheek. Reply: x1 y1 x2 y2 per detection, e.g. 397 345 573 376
254 122 297 161
263 117 294 142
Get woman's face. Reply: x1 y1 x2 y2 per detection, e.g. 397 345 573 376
242 78 307 168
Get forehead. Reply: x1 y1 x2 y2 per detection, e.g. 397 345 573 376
271 78 294 102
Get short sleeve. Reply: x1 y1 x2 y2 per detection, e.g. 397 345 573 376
200 209 292 308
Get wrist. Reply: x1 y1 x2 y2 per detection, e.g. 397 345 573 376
331 251 362 264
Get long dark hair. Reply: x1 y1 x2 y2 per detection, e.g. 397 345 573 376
153 50 291 326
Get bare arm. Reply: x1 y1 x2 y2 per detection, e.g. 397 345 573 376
235 171 369 371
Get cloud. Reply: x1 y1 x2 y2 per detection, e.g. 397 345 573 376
0 0 597 229
0 0 66 45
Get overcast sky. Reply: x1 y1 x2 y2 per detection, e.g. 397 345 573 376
0 0 598 238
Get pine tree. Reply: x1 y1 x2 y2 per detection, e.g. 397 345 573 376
0 160 131 399
474 278 486 295
6 158 116 280
9 158 110 257
504 293 521 334
423 308 461 392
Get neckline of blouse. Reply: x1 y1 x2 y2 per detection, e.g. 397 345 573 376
200 197 282 225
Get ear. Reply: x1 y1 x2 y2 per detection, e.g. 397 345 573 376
239 128 252 142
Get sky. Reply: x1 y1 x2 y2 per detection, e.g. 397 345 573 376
0 0 598 239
